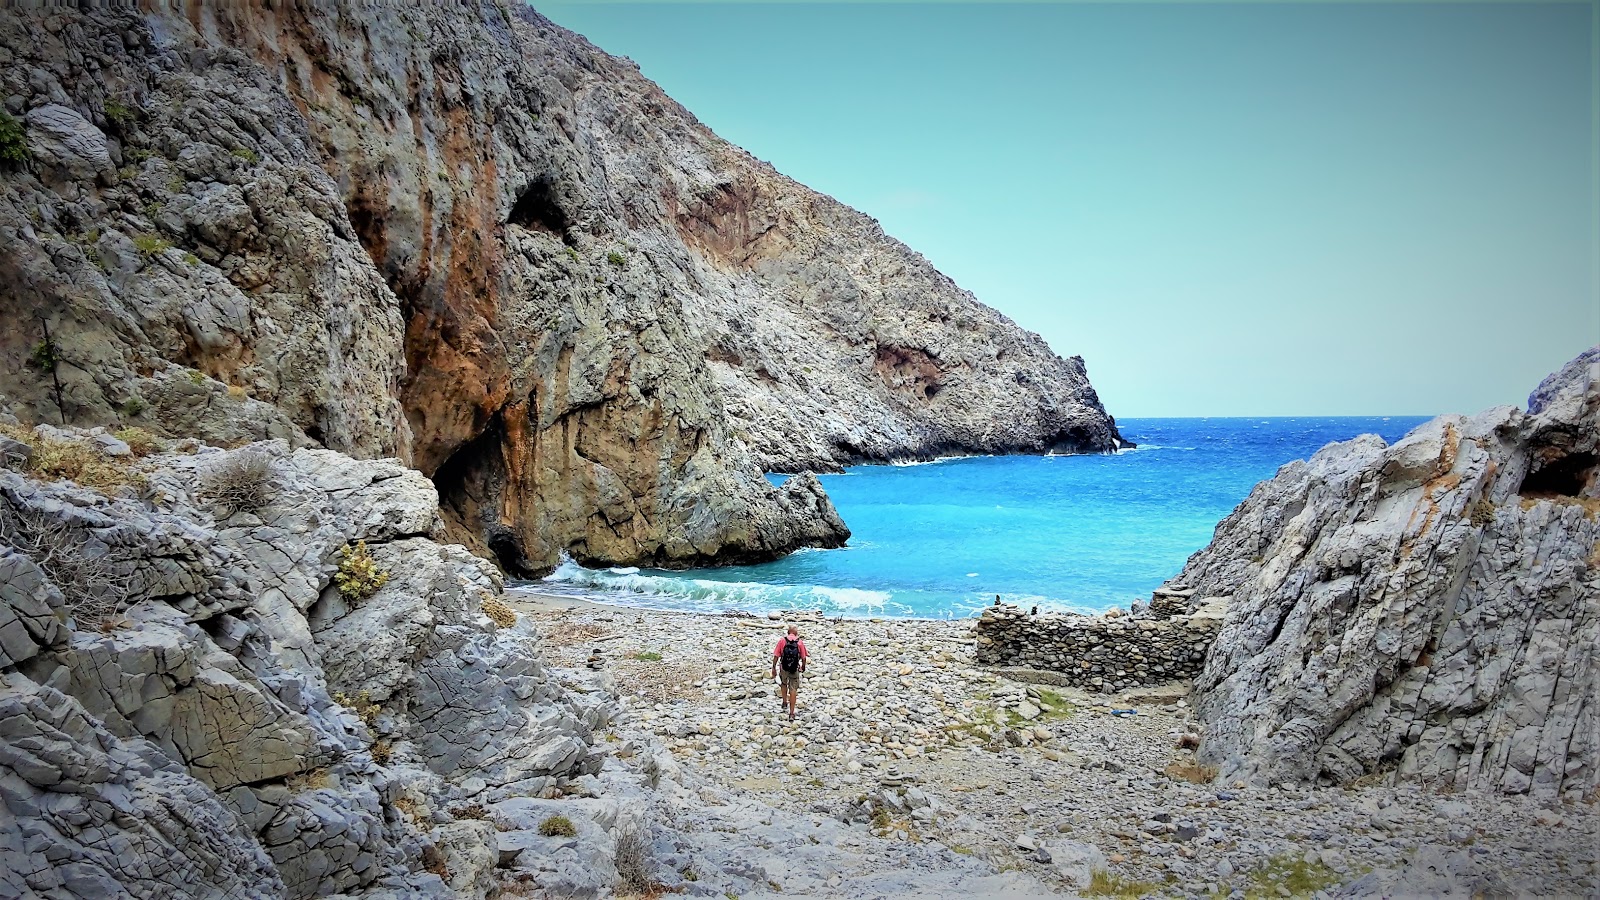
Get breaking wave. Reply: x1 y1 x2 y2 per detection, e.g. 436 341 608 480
522 559 909 616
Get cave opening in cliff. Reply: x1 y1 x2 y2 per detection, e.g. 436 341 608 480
508 177 571 239
1519 451 1597 498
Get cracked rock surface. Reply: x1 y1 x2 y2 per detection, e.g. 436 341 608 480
1176 348 1600 802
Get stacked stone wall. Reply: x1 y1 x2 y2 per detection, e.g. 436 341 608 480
973 602 1223 693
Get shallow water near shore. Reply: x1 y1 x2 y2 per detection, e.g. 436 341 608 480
522 416 1428 617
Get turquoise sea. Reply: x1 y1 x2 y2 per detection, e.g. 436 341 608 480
529 417 1430 618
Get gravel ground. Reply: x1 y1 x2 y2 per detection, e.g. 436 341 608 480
515 596 1600 897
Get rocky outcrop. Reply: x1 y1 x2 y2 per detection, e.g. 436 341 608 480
1179 349 1600 801
0 2 1118 573
0 427 1057 898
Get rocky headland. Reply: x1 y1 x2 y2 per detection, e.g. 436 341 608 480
0 1 1120 577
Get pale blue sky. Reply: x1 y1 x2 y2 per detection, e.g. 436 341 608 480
533 1 1598 417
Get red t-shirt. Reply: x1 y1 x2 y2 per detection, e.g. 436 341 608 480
773 636 808 661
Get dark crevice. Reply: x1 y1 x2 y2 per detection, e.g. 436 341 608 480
508 176 572 242
1519 451 1597 498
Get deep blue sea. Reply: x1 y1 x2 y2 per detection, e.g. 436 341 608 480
531 417 1429 618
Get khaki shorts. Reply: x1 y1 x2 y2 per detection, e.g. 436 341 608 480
779 668 801 691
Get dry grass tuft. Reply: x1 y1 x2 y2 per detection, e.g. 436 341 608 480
1162 759 1218 784
540 618 610 647
0 506 133 630
113 426 164 457
0 424 147 493
203 450 274 517
539 815 578 837
482 595 517 628
613 827 653 894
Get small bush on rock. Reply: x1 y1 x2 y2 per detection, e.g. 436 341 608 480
203 450 274 517
482 595 517 628
0 506 133 630
539 815 577 837
0 111 28 166
335 541 390 601
613 827 653 893
131 233 172 257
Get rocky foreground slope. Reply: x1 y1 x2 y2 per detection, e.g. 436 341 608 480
0 2 1119 575
1171 349 1599 802
0 425 1054 899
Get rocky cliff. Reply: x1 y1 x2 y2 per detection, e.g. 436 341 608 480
0 2 1120 574
1172 349 1599 802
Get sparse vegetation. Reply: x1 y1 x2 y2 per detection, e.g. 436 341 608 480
0 111 29 166
186 369 207 386
203 450 274 517
103 99 137 127
450 803 488 820
370 739 393 765
1083 869 1158 897
0 504 133 630
184 252 200 267
565 247 580 262
335 540 391 601
334 689 381 729
131 233 172 257
28 340 55 372
607 250 626 267
113 427 163 457
1163 759 1218 784
231 146 259 164
286 767 333 792
1236 855 1345 899
226 384 248 400
0 424 148 494
631 650 663 661
482 595 518 628
142 200 162 218
120 396 146 418
539 815 577 837
613 827 652 893
125 147 153 163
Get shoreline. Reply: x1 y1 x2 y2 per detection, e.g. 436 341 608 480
506 597 1598 897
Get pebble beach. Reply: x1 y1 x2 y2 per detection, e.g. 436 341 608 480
511 592 1599 897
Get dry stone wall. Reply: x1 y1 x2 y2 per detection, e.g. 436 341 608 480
973 601 1225 693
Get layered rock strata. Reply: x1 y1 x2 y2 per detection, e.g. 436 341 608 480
973 601 1225 692
0 2 1119 573
0 426 1055 898
1177 349 1599 801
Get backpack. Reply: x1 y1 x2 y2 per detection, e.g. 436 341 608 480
780 636 802 673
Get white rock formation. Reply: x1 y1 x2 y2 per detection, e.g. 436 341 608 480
1180 349 1599 802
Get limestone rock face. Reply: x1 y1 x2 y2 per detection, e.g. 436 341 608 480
0 2 1117 572
1181 348 1600 801
0 435 613 897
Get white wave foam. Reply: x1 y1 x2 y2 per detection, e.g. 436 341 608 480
529 560 901 615
886 455 968 468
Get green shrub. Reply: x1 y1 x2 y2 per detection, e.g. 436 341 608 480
335 540 391 601
104 99 136 127
28 341 55 372
0 111 28 166
183 252 199 267
120 396 146 418
132 233 172 257
231 146 259 164
631 650 662 661
538 815 577 837
606 250 625 267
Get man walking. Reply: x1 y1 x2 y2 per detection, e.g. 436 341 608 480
771 624 808 722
